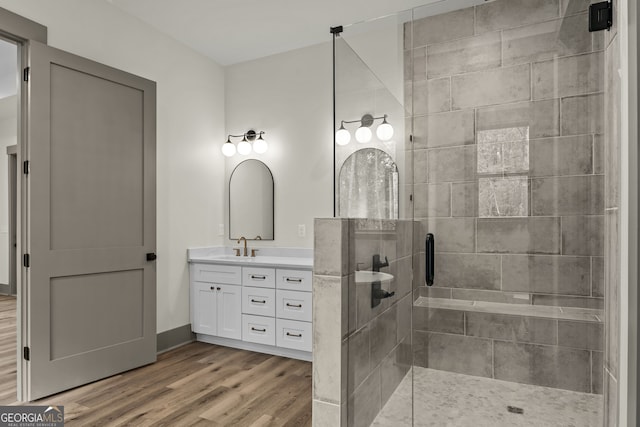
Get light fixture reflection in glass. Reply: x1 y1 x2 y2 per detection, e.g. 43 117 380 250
237 137 252 155
336 124 351 146
376 117 394 141
222 138 236 157
253 135 268 154
355 126 372 143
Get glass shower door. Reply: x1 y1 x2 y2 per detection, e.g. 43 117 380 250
334 10 415 427
408 0 606 425
333 0 613 425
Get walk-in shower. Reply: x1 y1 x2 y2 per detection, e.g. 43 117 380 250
316 0 622 425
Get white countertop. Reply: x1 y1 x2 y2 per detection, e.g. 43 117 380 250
187 246 313 269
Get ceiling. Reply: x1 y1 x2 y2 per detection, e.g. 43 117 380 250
107 0 437 65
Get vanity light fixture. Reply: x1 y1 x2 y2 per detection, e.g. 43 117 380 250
253 133 268 154
221 129 268 157
335 114 394 146
221 136 236 157
335 123 351 146
355 125 372 144
237 135 252 155
376 116 394 141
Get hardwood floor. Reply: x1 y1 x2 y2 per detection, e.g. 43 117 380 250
0 295 17 404
0 295 312 426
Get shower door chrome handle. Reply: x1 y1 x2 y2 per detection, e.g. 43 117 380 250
426 233 434 286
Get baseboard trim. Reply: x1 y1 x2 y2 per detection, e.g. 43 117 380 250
157 324 195 354
196 334 312 362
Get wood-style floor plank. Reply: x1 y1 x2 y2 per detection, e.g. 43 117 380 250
0 296 312 426
0 295 17 404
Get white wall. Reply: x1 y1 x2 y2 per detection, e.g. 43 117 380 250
224 43 334 248
0 0 227 333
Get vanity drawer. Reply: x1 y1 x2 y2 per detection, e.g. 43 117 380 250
276 289 312 322
276 269 312 292
276 319 312 352
243 267 276 288
193 263 242 285
242 287 276 317
242 314 275 346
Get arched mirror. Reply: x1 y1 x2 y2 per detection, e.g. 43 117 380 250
229 159 274 240
338 148 398 219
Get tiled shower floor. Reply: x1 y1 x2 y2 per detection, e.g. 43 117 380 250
372 367 603 427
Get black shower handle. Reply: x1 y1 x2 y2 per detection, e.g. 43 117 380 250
426 233 434 286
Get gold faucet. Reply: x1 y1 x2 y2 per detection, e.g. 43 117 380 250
237 236 248 257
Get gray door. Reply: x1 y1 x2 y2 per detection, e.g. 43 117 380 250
24 41 156 400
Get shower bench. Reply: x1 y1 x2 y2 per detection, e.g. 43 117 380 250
412 296 603 394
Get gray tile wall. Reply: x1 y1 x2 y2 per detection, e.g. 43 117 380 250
313 219 415 426
406 0 605 316
412 304 603 393
347 219 414 426
313 218 349 427
406 0 607 400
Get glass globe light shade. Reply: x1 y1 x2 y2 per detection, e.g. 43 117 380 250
335 127 351 146
355 126 372 143
237 139 252 155
221 141 236 157
253 136 268 154
376 122 394 141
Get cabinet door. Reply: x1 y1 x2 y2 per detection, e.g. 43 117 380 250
217 284 242 340
192 282 218 335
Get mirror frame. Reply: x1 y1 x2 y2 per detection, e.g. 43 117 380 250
228 159 275 241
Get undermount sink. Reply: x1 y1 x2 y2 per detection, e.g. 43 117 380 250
355 271 394 284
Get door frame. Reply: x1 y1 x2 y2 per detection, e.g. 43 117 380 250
6 144 16 296
0 6 46 401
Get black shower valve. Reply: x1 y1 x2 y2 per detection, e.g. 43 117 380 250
372 254 389 272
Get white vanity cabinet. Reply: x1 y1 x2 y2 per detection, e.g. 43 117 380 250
190 264 242 340
188 251 313 362
242 267 277 346
241 267 313 353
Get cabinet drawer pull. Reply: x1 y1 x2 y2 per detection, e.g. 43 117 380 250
251 299 266 304
250 275 266 280
210 286 214 290
286 332 302 338
251 327 266 332
286 303 303 308
286 277 302 283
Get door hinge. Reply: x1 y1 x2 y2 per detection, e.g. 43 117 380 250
23 346 30 361
409 134 413 143
588 1 613 32
23 67 29 82
23 254 29 268
23 160 29 174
